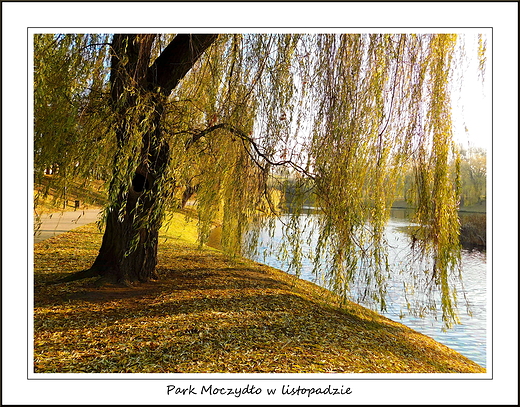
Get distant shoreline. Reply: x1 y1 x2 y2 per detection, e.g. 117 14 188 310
391 199 487 214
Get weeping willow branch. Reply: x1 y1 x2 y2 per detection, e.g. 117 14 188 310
184 123 316 179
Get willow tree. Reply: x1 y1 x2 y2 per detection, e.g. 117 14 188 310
34 33 486 326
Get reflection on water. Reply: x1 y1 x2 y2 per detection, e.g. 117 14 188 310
246 213 487 368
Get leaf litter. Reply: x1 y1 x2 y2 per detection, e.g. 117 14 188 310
33 217 485 374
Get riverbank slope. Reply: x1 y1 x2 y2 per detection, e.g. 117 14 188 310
33 211 485 373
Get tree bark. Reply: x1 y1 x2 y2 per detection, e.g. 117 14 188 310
59 34 217 284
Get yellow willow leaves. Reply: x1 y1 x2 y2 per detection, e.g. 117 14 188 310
34 34 487 328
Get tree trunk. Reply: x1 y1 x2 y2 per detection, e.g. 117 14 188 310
88 166 164 284
62 118 170 284
57 34 217 285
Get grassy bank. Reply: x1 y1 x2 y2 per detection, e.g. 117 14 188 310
33 211 485 373
34 176 107 215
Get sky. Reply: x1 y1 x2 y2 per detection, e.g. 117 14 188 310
451 33 492 151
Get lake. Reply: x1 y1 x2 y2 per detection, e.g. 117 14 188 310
244 210 488 368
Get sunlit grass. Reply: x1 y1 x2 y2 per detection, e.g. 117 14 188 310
159 209 200 245
34 176 107 215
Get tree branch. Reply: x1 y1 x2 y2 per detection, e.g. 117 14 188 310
147 34 218 95
185 123 316 179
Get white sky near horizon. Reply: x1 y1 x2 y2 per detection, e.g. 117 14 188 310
451 33 492 151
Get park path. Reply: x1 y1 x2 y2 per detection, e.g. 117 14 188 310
34 209 102 244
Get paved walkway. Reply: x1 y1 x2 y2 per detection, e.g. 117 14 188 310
34 209 102 243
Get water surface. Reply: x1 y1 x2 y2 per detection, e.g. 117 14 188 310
246 213 488 368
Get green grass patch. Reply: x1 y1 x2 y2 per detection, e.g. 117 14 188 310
34 176 107 215
159 209 200 246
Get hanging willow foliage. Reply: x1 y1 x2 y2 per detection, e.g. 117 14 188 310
33 33 485 327
34 34 114 197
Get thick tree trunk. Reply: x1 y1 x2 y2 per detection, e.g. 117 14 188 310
60 132 169 284
56 34 217 285
89 210 159 283
88 174 162 284
94 103 171 283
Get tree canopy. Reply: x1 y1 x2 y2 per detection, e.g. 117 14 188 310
34 33 487 327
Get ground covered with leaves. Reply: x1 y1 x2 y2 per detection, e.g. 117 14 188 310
33 211 485 373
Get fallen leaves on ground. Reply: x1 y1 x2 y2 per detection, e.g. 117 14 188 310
33 221 485 374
